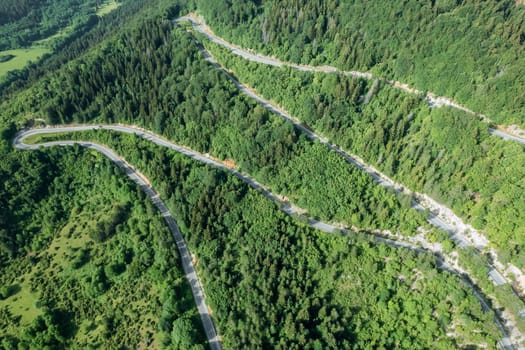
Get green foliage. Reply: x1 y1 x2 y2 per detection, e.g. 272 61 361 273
0 0 190 98
89 203 130 243
0 1 515 347
0 0 102 50
72 134 499 348
21 309 67 349
196 0 525 125
0 141 205 348
2 21 424 235
0 285 19 301
0 55 14 63
170 315 201 349
205 37 525 267
0 47 51 81
0 0 40 26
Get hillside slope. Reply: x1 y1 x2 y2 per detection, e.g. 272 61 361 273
0 0 518 347
196 0 525 125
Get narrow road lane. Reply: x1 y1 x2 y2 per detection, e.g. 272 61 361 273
176 15 525 146
174 15 525 145
489 128 525 144
175 21 525 341
15 136 222 350
14 126 514 348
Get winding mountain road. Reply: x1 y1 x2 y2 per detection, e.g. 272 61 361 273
4 12 521 350
175 19 525 305
14 125 514 349
177 15 525 147
178 11 525 282
176 18 495 258
14 131 223 350
174 17 525 346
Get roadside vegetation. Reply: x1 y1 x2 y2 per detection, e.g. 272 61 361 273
202 34 525 269
27 129 501 349
196 0 525 126
0 1 206 348
0 141 206 348
1 20 425 235
0 0 521 347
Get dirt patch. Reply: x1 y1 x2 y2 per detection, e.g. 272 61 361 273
223 159 236 168
498 124 525 139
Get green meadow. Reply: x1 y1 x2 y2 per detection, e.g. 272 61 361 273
0 0 121 81
0 48 50 80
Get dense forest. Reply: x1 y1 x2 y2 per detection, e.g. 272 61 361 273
0 141 206 348
0 0 182 92
0 0 40 25
1 19 425 235
196 0 525 125
0 2 208 348
0 0 106 50
204 39 525 268
46 130 500 349
0 0 522 347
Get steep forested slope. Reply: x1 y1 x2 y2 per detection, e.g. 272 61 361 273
0 0 514 347
0 0 103 50
55 131 501 349
205 41 525 267
0 0 40 25
0 2 205 348
0 143 206 348
196 0 525 125
1 19 424 234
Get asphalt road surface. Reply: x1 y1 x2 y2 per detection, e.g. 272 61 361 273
14 134 222 350
178 15 525 149
489 128 525 146
14 126 514 349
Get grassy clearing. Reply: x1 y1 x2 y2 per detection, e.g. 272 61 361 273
33 26 75 47
0 48 50 80
0 198 164 345
22 132 72 145
0 278 42 327
0 146 204 347
96 1 122 17
0 0 120 80
0 212 94 332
